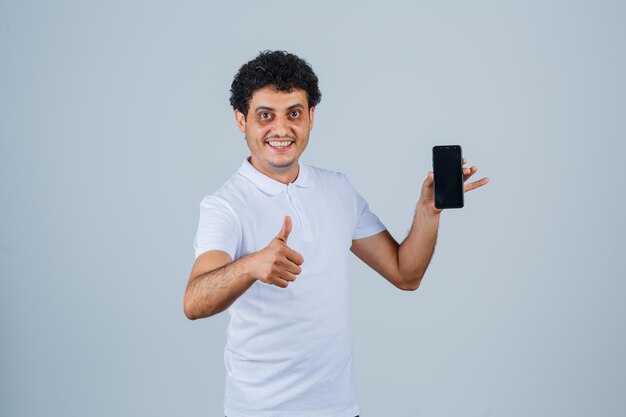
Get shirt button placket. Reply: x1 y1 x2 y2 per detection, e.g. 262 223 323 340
286 184 312 241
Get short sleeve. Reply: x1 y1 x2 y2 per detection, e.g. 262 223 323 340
341 174 386 240
193 196 241 260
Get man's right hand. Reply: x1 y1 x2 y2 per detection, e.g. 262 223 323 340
249 216 304 288
184 215 304 319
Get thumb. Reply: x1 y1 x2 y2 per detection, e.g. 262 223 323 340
424 171 434 188
276 216 292 243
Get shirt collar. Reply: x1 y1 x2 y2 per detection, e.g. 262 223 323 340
238 157 313 195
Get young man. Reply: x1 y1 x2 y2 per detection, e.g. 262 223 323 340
184 50 488 417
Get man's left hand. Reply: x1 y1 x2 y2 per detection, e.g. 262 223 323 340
418 158 489 216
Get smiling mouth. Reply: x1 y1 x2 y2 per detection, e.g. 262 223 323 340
266 140 294 151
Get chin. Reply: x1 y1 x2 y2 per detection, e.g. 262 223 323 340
265 153 296 166
268 160 296 170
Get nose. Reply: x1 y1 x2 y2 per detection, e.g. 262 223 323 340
271 114 290 137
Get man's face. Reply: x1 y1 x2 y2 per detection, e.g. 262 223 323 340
235 86 315 182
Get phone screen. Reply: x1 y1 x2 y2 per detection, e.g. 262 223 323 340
433 145 464 209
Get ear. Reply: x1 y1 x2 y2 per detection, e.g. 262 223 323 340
234 109 246 133
308 107 315 131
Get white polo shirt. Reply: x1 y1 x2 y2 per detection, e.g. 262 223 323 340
194 158 385 417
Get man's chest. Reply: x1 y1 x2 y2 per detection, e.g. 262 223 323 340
236 186 355 259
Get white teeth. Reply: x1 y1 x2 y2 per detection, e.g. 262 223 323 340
268 141 292 148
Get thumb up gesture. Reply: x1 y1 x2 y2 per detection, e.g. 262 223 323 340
251 216 304 288
275 215 293 244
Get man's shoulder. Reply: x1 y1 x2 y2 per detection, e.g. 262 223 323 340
302 163 351 185
305 163 341 176
200 170 250 207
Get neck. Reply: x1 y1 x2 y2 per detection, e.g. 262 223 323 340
249 157 299 184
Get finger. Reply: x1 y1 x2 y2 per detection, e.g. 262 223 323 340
285 248 304 266
422 171 434 188
462 158 468 165
270 277 290 288
279 271 297 282
281 259 302 275
276 216 292 243
464 177 489 192
463 166 478 182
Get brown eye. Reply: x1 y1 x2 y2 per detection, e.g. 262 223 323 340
289 110 300 118
259 112 272 120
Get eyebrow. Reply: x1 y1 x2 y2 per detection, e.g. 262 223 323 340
254 104 305 112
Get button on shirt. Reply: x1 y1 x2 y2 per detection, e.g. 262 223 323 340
194 158 386 417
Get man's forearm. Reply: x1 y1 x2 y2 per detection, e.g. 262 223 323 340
397 209 440 289
184 222 304 319
184 256 256 320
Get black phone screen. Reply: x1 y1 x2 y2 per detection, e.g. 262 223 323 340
433 145 464 209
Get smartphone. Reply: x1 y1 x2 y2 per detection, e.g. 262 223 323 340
433 145 464 209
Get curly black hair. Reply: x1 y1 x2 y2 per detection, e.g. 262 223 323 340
229 50 321 116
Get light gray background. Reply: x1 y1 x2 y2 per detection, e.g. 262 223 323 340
1 1 625 416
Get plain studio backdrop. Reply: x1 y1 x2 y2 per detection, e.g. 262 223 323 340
1 1 625 416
